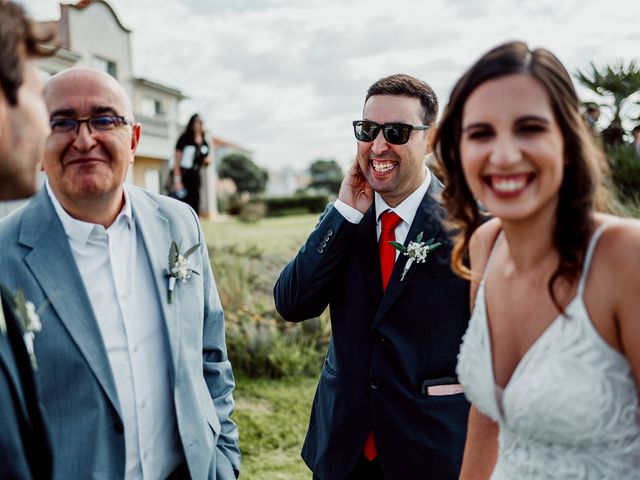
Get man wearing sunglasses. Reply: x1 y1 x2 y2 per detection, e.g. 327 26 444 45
275 74 470 479
0 67 240 479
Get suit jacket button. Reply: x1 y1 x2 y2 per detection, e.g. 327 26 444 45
370 379 381 390
317 247 324 254
113 422 124 434
326 228 334 236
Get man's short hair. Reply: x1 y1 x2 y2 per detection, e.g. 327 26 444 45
366 73 439 126
0 0 54 106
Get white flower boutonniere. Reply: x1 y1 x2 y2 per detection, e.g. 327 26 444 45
165 241 200 304
10 289 45 369
390 232 442 281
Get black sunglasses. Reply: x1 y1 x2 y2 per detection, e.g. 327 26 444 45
352 120 430 145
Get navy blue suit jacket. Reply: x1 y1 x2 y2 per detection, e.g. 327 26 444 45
274 180 470 479
0 287 52 479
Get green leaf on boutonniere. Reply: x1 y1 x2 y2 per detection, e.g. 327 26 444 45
169 241 179 268
14 289 29 328
415 231 424 243
0 309 6 335
389 241 407 252
183 243 200 259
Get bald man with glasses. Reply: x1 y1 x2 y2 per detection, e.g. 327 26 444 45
275 74 470 479
0 67 240 480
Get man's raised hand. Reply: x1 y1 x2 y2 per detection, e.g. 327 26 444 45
338 158 373 214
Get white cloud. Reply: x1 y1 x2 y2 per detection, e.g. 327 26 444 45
19 0 640 170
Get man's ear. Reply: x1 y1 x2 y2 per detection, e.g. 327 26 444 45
129 122 141 161
425 124 438 154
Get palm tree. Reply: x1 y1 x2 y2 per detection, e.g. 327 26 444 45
575 60 640 145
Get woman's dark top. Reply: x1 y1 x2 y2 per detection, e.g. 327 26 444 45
175 134 209 214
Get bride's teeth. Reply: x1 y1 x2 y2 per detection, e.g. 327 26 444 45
491 176 527 193
496 180 522 192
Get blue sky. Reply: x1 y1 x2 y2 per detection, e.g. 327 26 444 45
21 0 640 170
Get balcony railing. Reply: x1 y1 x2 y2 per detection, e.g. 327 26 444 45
134 112 170 139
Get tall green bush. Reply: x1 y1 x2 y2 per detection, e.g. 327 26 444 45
263 194 329 217
209 243 330 378
606 144 640 209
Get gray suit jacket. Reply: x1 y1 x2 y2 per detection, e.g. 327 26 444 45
0 186 240 480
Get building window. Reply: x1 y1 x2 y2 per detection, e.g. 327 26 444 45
92 56 117 78
154 99 165 115
141 97 165 117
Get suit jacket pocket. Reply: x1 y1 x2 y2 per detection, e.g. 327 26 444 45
421 376 460 395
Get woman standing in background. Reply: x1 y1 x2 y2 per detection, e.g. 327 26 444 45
172 113 210 214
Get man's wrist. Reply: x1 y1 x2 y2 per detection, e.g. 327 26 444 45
333 199 364 224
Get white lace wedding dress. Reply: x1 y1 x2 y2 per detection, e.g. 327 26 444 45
457 223 640 479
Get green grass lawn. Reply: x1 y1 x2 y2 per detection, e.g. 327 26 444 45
201 214 321 479
234 375 317 480
201 214 318 256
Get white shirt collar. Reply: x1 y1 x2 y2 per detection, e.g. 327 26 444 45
45 180 133 246
374 167 432 226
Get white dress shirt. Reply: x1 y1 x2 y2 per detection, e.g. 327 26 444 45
46 182 183 479
334 168 432 258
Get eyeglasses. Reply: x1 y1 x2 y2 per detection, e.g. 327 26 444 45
352 120 430 145
49 115 132 135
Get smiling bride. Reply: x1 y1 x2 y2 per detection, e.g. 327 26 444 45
435 41 640 479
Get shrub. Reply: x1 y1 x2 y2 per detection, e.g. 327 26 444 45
209 243 330 378
225 308 329 378
268 207 310 217
238 201 267 223
218 193 242 215
606 144 640 212
263 194 330 217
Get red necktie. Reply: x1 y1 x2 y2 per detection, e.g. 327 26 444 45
378 211 402 290
364 210 402 461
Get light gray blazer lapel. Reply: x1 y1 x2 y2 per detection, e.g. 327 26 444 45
128 187 179 384
19 189 121 416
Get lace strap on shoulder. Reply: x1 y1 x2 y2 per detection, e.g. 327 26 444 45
577 221 613 295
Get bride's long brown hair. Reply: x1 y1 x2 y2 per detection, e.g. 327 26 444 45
434 41 608 312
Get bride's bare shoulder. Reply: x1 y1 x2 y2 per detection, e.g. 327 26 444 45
594 214 640 261
469 218 502 274
590 214 640 290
